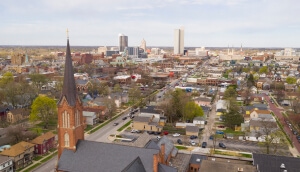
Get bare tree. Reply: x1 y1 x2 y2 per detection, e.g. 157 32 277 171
256 119 286 154
6 125 24 144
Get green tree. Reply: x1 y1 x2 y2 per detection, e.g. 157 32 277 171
30 95 57 129
29 73 48 93
103 97 117 119
242 67 250 73
0 72 14 87
113 84 122 93
183 101 204 121
1 82 22 108
286 76 297 84
259 66 268 74
223 99 244 130
128 85 142 104
247 73 255 87
223 87 237 100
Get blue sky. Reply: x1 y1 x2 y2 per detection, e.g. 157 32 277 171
0 0 299 47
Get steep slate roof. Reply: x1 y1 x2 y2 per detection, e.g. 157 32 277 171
0 155 11 164
31 131 55 145
189 154 207 164
253 153 300 172
158 163 177 172
0 141 35 157
156 136 178 161
144 140 160 150
58 38 77 106
121 156 146 172
57 140 159 172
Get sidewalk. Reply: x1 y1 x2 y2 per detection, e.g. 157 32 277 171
20 150 57 172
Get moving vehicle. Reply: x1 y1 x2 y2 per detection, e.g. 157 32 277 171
122 117 127 120
113 122 119 126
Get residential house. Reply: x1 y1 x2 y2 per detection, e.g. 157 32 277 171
193 116 206 126
132 116 163 132
31 132 55 155
188 154 207 172
82 106 107 122
249 119 277 133
215 100 228 116
6 108 29 124
186 126 199 136
253 153 300 172
82 111 98 125
75 79 89 92
285 84 296 92
0 141 35 170
250 94 264 102
194 97 211 107
249 110 271 119
0 155 13 172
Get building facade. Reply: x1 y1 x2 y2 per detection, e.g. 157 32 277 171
57 37 85 158
174 27 184 55
119 33 128 52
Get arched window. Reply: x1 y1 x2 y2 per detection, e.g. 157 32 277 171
75 110 80 126
64 133 70 147
62 111 70 128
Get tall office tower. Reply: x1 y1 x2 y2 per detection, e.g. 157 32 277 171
119 33 128 52
174 27 184 55
140 38 146 51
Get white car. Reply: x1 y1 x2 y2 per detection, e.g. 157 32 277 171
190 140 196 146
173 133 180 137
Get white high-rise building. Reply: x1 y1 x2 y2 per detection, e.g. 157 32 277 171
140 38 146 51
174 27 184 55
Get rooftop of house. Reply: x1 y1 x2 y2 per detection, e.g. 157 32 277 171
0 155 11 164
253 153 300 172
31 131 55 145
0 141 35 157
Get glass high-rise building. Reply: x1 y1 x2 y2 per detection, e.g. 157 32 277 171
119 33 128 52
174 27 184 55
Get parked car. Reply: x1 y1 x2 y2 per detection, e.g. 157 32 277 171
217 125 225 128
154 132 161 135
216 131 224 134
173 133 181 137
113 122 119 126
202 142 207 148
209 135 214 140
156 136 161 140
177 139 183 145
219 142 226 148
190 135 198 139
147 131 155 135
131 129 138 133
163 131 169 135
190 140 196 146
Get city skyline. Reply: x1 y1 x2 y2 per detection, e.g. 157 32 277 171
0 0 300 47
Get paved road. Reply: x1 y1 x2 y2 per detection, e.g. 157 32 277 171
265 94 300 154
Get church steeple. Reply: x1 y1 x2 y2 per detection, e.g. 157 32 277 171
57 30 84 159
58 31 77 106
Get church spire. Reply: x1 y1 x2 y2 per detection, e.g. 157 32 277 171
58 30 77 106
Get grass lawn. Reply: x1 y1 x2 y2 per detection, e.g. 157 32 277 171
224 128 244 136
117 120 132 132
175 146 188 150
214 150 252 158
84 125 94 132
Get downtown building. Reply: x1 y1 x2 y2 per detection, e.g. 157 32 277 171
119 33 128 52
174 27 184 55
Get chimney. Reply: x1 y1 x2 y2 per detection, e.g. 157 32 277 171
153 154 158 172
161 143 165 164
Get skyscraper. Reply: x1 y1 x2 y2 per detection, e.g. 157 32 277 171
119 33 128 52
140 38 146 51
174 27 184 55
